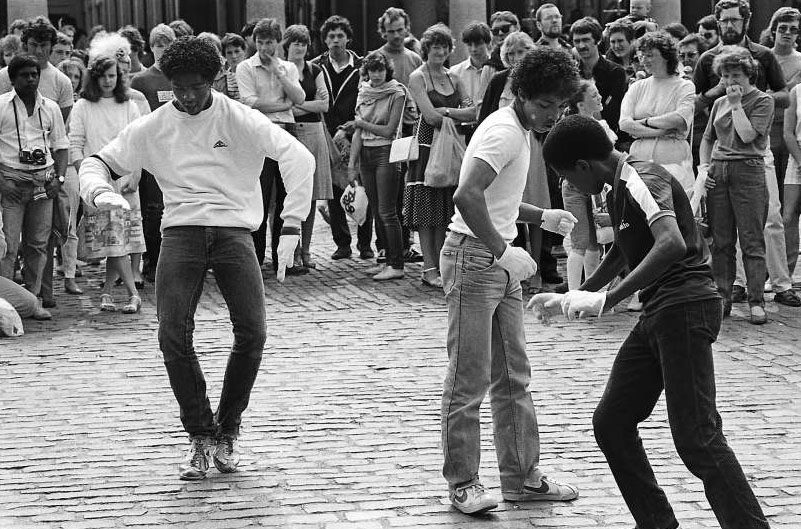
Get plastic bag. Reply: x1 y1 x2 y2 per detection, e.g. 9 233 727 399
0 298 23 337
339 183 368 226
424 117 465 188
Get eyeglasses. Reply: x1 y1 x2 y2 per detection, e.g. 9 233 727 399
777 26 800 35
491 24 513 36
718 18 743 27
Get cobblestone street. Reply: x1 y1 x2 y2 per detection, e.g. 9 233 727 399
1 224 800 529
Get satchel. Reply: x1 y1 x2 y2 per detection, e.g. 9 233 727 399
388 90 419 164
423 117 465 188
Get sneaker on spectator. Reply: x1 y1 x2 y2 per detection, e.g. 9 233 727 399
749 304 767 325
213 434 240 473
502 475 579 502
731 285 746 303
179 436 213 481
449 482 499 515
774 288 801 307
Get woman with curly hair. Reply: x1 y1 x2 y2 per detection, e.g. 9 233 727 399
619 31 696 194
405 23 475 288
70 49 144 313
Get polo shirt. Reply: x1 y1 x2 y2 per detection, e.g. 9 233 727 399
236 53 301 123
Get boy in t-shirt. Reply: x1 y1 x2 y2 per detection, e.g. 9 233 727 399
538 114 770 529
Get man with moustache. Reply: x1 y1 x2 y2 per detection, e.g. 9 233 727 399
440 47 579 515
694 0 801 309
534 4 571 51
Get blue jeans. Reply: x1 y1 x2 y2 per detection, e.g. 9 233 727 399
440 233 540 492
0 185 53 296
707 159 768 305
156 226 266 438
593 299 769 529
360 145 403 269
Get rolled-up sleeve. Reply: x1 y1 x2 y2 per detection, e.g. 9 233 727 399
236 60 258 108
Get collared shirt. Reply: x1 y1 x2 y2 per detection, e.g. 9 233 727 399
0 63 74 110
535 36 572 51
236 53 301 123
329 52 355 74
0 90 68 171
449 58 484 107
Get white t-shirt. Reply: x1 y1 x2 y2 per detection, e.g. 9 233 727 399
449 105 530 242
80 92 314 231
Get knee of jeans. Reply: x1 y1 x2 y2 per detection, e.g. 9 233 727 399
672 423 724 468
233 324 266 356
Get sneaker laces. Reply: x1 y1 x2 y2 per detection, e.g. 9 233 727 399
188 438 208 466
218 435 234 458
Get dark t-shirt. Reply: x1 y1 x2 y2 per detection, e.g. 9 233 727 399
608 157 719 314
130 66 173 111
694 39 786 102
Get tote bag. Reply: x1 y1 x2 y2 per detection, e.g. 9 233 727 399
423 117 465 188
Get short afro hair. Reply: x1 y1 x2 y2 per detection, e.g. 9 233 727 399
159 36 221 83
511 47 580 102
542 115 614 171
8 54 40 80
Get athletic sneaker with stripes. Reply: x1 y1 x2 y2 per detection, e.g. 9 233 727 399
449 482 499 515
178 436 213 481
501 474 579 502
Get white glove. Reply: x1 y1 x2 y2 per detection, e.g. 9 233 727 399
560 290 607 320
541 209 578 236
276 234 300 283
496 245 537 283
526 292 564 325
94 191 130 210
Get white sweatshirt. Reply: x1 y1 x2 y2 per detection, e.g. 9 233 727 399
79 91 314 231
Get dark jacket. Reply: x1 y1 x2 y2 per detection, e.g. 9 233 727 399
311 49 363 135
477 69 511 124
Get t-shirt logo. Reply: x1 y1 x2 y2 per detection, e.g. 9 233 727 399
213 140 228 149
619 220 630 231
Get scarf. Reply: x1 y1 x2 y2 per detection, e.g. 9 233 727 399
355 79 407 119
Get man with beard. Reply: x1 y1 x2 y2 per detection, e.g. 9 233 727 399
534 4 571 51
694 0 801 310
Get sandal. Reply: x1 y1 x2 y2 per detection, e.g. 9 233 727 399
421 268 443 288
122 295 142 314
100 294 116 312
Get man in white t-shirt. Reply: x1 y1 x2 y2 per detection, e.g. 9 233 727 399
440 47 580 515
79 37 313 482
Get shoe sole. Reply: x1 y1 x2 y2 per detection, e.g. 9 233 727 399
502 491 579 502
452 501 498 515
179 471 207 481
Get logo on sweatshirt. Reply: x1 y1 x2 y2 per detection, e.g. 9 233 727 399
213 140 228 149
619 220 630 231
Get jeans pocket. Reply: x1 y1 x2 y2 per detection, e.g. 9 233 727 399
440 248 458 296
462 252 495 273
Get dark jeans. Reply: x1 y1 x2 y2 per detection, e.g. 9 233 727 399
156 226 266 438
139 170 163 274
252 158 286 270
361 145 403 269
770 122 787 207
329 183 373 252
593 299 768 529
707 159 768 305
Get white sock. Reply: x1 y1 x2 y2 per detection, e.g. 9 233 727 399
567 249 585 290
584 248 601 279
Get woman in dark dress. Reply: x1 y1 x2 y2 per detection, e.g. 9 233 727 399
405 24 476 288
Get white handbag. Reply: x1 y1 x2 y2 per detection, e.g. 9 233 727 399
388 91 419 164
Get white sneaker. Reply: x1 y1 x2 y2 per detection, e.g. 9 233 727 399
449 482 499 515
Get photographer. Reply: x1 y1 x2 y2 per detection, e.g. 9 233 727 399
0 54 68 301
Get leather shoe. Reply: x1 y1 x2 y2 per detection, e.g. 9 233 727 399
65 278 83 295
774 289 801 307
331 247 352 260
359 248 375 259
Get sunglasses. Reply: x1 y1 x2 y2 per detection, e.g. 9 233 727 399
491 24 513 36
777 26 800 35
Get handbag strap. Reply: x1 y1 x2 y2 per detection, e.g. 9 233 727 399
394 89 408 140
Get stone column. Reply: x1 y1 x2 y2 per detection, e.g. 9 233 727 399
449 0 487 63
7 0 49 23
650 0 681 29
247 0 285 29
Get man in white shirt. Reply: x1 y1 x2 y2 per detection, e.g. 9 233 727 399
449 21 490 135
79 37 313 481
441 47 579 515
0 55 68 302
237 18 305 270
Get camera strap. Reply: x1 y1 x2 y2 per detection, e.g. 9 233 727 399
12 98 48 154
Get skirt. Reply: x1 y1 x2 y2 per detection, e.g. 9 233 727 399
403 118 455 229
290 121 334 201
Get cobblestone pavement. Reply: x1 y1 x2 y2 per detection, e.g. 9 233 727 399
1 223 800 529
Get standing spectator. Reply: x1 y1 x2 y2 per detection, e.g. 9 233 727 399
8 19 27 37
679 33 709 169
237 18 305 271
698 14 721 50
570 17 628 140
0 55 69 303
70 52 144 313
449 21 490 132
349 52 406 280
119 25 146 74
478 31 535 121
285 24 333 272
701 47 774 324
0 34 22 67
479 11 520 112
78 37 313 481
57 57 85 101
49 32 72 67
131 23 176 283
405 24 475 288
311 16 374 261
662 22 690 41
606 21 640 82
784 81 801 278
441 47 579 515
168 19 193 38
694 0 801 308
619 31 696 193
534 4 571 50
240 19 258 58
221 33 246 101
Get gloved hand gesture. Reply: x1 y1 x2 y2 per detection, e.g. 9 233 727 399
94 191 130 210
541 209 578 236
526 292 564 325
561 290 607 320
496 245 537 283
276 234 300 283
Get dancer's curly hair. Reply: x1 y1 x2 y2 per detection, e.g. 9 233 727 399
159 36 221 82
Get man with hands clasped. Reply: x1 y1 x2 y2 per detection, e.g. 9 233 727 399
535 114 770 529
440 47 580 516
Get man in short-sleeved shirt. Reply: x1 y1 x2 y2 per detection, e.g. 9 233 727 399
539 114 768 529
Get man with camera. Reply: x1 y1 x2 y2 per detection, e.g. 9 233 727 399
0 54 68 300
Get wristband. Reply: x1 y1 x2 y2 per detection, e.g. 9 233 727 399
280 227 300 236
